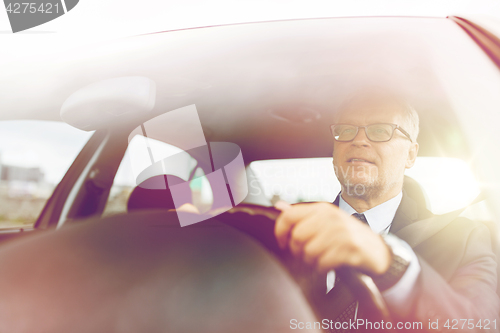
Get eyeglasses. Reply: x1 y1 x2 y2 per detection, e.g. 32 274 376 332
330 123 413 142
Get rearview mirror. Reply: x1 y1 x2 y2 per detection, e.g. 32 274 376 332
60 76 156 131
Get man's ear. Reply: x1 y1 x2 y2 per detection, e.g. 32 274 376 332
405 142 419 169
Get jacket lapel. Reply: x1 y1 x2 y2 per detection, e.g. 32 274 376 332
333 194 340 207
390 192 420 234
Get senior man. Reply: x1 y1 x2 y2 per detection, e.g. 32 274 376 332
274 91 499 332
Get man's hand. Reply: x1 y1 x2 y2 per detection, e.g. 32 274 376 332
274 201 391 276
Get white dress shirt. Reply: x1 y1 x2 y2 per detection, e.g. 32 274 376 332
326 192 420 316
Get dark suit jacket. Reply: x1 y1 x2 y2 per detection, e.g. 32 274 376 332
333 193 499 332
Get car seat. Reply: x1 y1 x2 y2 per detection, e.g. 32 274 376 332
127 174 192 212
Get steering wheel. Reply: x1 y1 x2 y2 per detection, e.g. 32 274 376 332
217 203 392 327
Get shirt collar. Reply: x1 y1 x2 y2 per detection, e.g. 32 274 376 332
338 192 403 234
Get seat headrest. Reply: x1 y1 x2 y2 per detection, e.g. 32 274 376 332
127 175 192 212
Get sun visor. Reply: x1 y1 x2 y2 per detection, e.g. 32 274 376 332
60 76 156 131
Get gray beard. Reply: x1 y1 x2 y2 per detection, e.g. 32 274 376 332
335 166 398 200
340 179 383 200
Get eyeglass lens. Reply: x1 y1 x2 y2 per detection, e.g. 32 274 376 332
332 124 394 142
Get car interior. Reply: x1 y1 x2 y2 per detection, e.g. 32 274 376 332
0 16 500 331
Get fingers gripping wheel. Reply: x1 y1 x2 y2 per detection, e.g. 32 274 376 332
218 203 392 328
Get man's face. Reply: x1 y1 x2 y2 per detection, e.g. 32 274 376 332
332 99 418 199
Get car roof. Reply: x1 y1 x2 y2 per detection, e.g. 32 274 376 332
0 16 490 161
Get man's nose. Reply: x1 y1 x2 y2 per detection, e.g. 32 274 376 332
351 127 371 146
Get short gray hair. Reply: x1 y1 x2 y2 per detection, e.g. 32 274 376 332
399 100 419 142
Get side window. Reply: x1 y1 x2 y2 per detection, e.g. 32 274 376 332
249 157 487 217
0 120 93 230
248 158 340 204
103 136 213 216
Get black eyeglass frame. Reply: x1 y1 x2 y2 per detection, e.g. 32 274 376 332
330 123 413 143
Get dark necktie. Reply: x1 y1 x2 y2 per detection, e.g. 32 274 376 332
352 212 368 224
